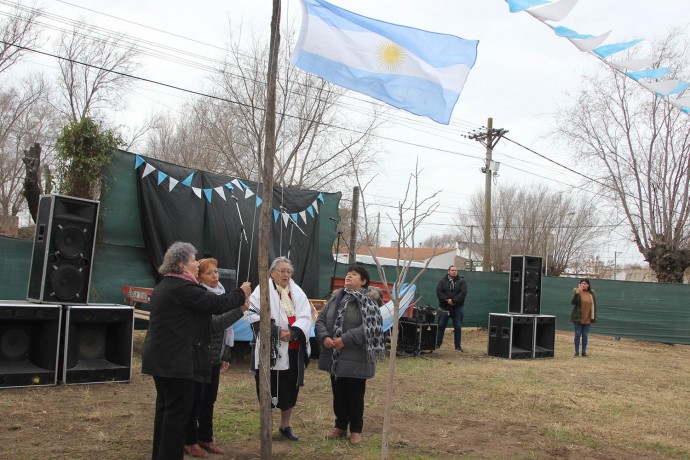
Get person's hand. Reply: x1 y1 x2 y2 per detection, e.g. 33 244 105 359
575 286 581 294
280 328 292 342
220 361 230 373
332 337 344 350
240 281 251 298
241 297 250 312
323 337 334 349
447 299 454 306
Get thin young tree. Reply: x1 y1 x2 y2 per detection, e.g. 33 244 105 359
356 160 440 460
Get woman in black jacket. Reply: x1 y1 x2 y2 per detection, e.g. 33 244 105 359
141 242 250 460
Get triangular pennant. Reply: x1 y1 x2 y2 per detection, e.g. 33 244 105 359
256 196 263 208
282 212 290 227
135 155 145 169
157 171 168 185
142 163 156 178
192 187 202 199
307 206 314 218
317 192 324 203
593 39 642 59
244 187 254 199
169 177 179 192
203 189 213 203
299 211 307 223
530 0 578 21
291 213 299 223
552 26 593 40
273 209 280 222
570 31 611 53
505 0 549 13
609 58 656 71
312 200 319 214
182 173 194 187
214 186 226 201
639 80 682 97
627 68 670 81
238 179 249 190
231 179 243 190
224 182 234 190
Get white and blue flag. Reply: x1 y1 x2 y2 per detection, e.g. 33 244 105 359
291 0 479 124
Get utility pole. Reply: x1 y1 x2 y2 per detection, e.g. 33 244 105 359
466 118 508 272
348 186 359 264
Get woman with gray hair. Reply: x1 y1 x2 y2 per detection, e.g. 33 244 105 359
142 242 251 460
246 256 313 442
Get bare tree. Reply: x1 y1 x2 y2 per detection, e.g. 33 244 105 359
462 183 601 275
54 21 140 122
558 30 690 282
0 74 57 219
147 31 381 192
0 2 42 75
356 161 440 460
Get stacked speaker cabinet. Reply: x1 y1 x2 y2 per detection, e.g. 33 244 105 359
487 313 535 359
534 315 556 358
61 304 134 385
0 301 62 388
508 255 542 314
27 194 99 304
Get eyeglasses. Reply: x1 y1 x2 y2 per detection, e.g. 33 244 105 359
277 269 293 275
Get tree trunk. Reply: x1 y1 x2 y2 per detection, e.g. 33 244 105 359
258 2 281 458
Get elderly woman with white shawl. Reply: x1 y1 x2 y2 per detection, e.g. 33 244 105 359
247 256 312 442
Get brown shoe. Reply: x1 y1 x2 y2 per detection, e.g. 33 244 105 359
326 428 347 439
189 444 208 458
199 441 225 455
350 432 362 445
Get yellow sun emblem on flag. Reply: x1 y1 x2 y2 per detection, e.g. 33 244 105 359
376 41 405 72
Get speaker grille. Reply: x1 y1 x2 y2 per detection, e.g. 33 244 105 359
50 265 84 300
54 224 87 259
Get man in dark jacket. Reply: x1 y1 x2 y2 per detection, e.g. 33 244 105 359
436 265 468 351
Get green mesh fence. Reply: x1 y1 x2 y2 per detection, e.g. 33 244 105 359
1 150 688 344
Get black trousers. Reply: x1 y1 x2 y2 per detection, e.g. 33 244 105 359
330 375 366 433
184 381 205 444
254 348 300 411
198 364 221 442
152 376 194 460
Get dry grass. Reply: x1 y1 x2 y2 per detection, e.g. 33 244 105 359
1 328 689 459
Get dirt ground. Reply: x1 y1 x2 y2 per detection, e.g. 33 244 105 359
1 328 688 460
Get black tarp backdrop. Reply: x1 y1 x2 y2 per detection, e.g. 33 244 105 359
136 155 322 296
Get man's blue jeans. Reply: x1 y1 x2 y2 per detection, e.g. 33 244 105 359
573 323 591 355
436 307 464 349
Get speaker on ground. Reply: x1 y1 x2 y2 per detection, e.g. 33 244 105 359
398 319 437 354
534 315 556 358
487 313 534 359
61 304 134 385
0 301 62 389
27 194 100 304
508 255 542 315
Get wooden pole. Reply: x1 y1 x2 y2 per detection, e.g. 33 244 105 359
258 1 281 458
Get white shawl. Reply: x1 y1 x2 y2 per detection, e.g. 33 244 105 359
247 278 312 370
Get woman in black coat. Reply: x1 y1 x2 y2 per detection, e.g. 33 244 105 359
141 242 250 460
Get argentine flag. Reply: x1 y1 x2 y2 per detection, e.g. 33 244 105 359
291 0 479 125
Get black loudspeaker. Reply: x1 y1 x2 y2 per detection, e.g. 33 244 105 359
61 304 134 385
217 268 237 289
534 315 556 358
27 194 100 304
0 301 62 388
399 320 437 354
508 255 542 314
487 313 534 359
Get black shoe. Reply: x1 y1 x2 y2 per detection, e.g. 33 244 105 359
581 352 588 357
279 426 299 441
455 347 463 352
